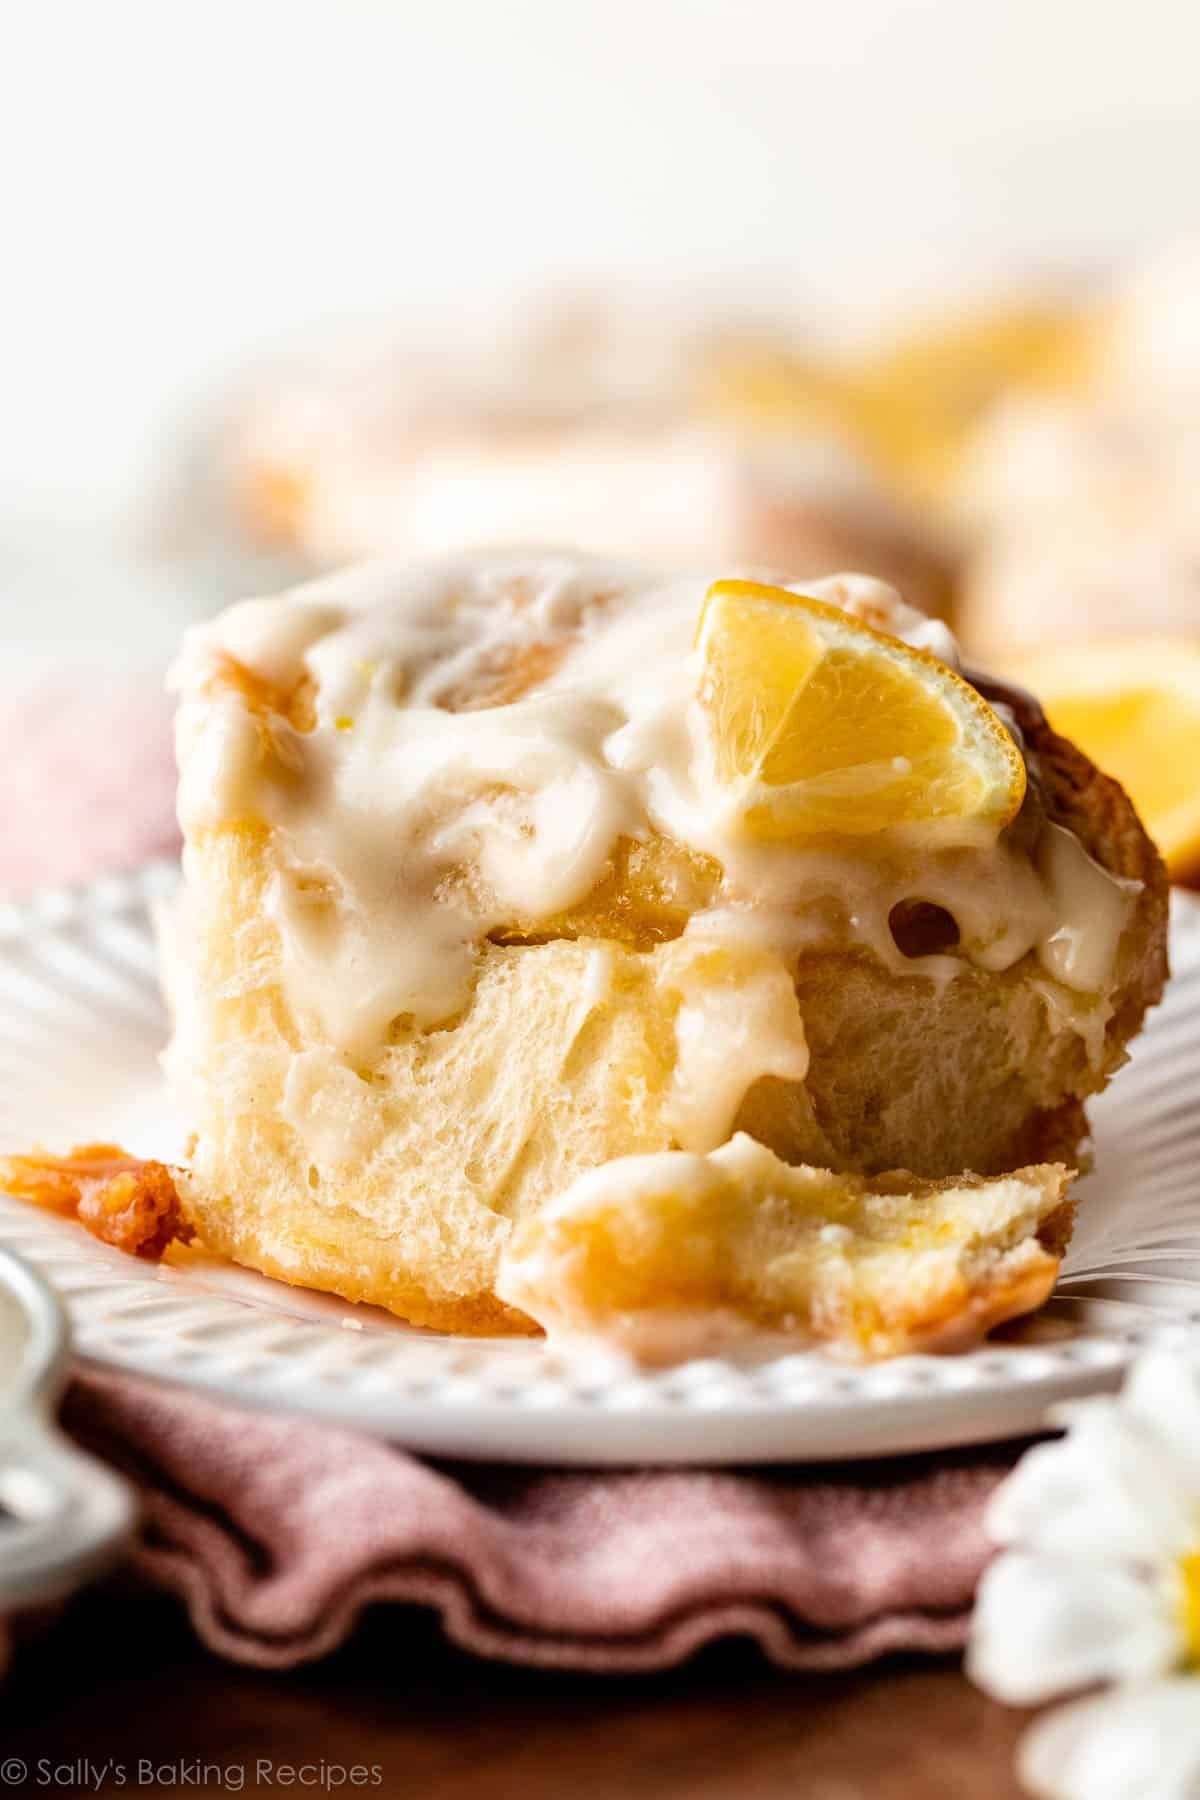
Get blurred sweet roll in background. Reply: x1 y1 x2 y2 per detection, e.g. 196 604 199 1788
221 297 956 618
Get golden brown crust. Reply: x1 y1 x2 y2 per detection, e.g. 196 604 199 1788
899 1254 1059 1356
982 673 1170 1062
900 1184 1078 1356
185 1212 537 1336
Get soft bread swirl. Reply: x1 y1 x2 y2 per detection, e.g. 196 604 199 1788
167 554 1167 1334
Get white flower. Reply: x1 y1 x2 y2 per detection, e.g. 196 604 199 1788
1019 1680 1200 1800
966 1350 1200 1798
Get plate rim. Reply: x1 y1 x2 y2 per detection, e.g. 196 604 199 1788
2 859 1199 1465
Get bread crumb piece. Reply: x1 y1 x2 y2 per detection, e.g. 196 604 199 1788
497 1134 1076 1363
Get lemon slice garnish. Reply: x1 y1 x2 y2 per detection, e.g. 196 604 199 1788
696 580 1026 843
1005 639 1200 879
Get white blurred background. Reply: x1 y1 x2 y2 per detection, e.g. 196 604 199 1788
3 0 1199 511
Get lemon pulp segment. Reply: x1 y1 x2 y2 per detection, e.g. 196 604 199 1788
696 580 1026 842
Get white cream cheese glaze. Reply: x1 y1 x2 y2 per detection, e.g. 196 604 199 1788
171 552 1135 1069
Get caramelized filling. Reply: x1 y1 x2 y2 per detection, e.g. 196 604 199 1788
436 639 571 712
0 1144 194 1260
207 652 318 734
490 836 724 950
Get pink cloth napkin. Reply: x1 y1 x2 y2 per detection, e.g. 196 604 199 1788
63 1368 1010 1673
1 675 179 893
6 671 1015 1673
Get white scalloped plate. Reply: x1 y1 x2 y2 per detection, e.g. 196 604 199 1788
1 863 1199 1464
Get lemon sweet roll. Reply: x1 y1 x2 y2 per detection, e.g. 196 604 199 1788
165 552 1167 1351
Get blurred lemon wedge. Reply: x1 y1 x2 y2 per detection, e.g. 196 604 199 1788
1007 640 1200 880
851 300 1094 501
696 579 1026 842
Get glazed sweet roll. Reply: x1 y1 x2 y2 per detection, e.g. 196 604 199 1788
165 552 1166 1347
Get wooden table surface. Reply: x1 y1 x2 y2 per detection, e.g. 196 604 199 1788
4 1581 1030 1798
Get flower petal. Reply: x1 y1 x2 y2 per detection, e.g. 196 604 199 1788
968 1551 1180 1703
987 1407 1196 1563
1019 1679 1200 1800
1120 1352 1200 1490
